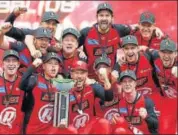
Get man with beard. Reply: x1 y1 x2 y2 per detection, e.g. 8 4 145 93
93 54 121 123
153 38 177 134
19 52 77 134
0 22 52 74
115 35 162 103
0 50 24 134
112 70 158 134
131 11 166 50
4 7 60 58
69 59 113 134
79 3 163 80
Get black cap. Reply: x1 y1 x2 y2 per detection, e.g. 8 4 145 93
97 3 113 14
160 38 177 52
121 35 138 47
93 53 111 69
62 28 80 39
41 11 59 23
3 50 19 60
140 12 155 24
43 52 62 63
118 70 137 82
34 27 52 39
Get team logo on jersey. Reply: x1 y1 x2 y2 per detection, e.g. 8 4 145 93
136 87 152 95
0 86 5 93
104 108 119 122
2 95 20 105
72 100 89 112
0 107 16 128
161 84 177 98
136 77 148 87
38 103 54 123
93 46 114 56
73 113 89 129
41 92 55 102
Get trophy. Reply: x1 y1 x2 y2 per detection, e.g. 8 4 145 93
52 78 75 128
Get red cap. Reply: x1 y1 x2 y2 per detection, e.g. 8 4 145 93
71 60 88 71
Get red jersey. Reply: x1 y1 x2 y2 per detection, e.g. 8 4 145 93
84 25 120 79
0 76 24 134
120 53 158 95
132 30 163 50
154 58 177 98
26 74 57 134
69 85 95 129
118 94 150 134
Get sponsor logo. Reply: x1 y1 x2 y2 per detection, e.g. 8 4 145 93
125 116 142 125
41 92 55 102
136 77 148 87
119 107 128 114
2 95 20 105
38 103 54 123
73 113 89 129
70 95 76 101
0 107 16 128
93 46 114 56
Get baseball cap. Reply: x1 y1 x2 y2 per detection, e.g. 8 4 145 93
160 39 177 52
34 27 52 39
97 3 113 14
140 11 155 24
62 28 80 39
118 70 137 82
94 53 111 69
121 35 138 47
3 50 19 60
71 60 88 71
41 11 59 23
43 52 62 63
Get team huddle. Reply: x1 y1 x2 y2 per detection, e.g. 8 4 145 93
0 2 177 134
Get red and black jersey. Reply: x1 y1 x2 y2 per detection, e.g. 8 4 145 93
0 76 24 134
119 53 158 95
69 85 95 129
154 58 177 98
118 93 158 134
25 74 57 134
132 30 163 50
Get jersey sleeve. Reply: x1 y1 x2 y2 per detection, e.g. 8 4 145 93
9 41 26 52
113 24 131 37
144 96 159 134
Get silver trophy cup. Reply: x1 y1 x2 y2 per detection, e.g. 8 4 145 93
52 79 74 128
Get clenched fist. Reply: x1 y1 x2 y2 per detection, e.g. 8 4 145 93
31 50 42 59
32 58 43 68
0 22 12 34
13 7 27 16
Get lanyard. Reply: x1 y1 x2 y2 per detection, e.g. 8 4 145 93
72 88 85 114
44 77 53 102
3 73 17 107
126 92 139 122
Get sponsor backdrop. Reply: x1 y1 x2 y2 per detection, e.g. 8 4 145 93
0 1 177 65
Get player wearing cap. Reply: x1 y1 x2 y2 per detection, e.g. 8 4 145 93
112 70 158 134
115 35 161 97
93 54 121 123
132 11 166 50
57 28 87 78
0 50 24 134
68 59 113 134
19 52 77 134
153 38 177 134
0 24 52 74
4 8 60 58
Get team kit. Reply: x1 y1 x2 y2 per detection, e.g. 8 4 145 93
0 2 177 135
